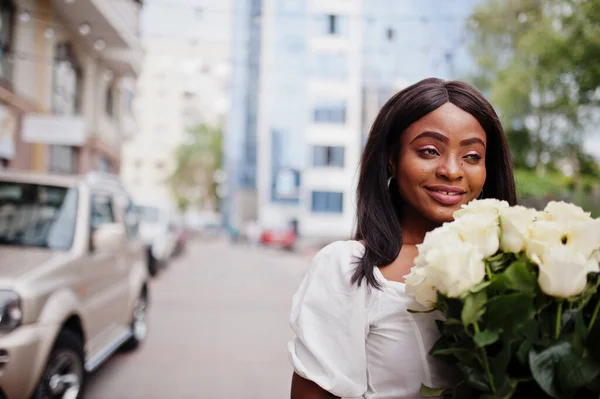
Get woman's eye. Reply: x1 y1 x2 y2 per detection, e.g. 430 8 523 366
419 148 439 157
464 153 482 161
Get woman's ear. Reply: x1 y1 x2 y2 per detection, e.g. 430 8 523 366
387 158 396 177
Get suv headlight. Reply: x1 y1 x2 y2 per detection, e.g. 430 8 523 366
0 291 22 331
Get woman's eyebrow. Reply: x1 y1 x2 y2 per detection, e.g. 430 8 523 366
460 137 486 147
410 131 448 144
410 131 486 148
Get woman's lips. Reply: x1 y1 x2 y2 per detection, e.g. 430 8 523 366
425 188 465 205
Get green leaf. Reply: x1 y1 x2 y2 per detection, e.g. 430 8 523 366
557 351 600 392
457 363 491 393
470 281 492 294
491 341 516 383
491 260 537 293
482 375 517 399
420 384 446 398
428 337 461 364
462 290 487 326
575 310 589 341
450 381 477 399
585 373 600 392
474 330 500 347
438 318 464 337
529 341 571 398
430 347 472 357
587 310 600 360
441 296 464 321
517 340 533 366
514 319 540 366
487 293 535 333
486 252 517 273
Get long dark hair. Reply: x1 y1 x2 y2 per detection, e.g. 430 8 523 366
353 78 516 288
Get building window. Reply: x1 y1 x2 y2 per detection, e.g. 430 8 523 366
98 157 111 172
328 15 342 34
105 84 114 117
0 0 14 86
311 191 343 213
122 89 134 114
49 145 78 174
310 53 347 79
313 146 344 167
313 99 346 124
386 27 395 41
52 43 82 115
311 14 348 36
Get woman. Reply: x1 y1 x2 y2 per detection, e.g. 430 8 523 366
288 78 516 399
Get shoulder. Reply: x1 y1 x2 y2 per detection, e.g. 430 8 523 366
291 240 374 322
306 240 365 285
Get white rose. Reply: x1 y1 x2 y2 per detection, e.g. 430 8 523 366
453 198 510 219
564 219 600 259
531 245 600 298
422 241 486 298
526 220 567 260
544 201 592 223
404 266 437 308
499 206 541 253
593 250 600 264
526 219 600 260
414 223 464 266
451 213 500 258
418 223 463 250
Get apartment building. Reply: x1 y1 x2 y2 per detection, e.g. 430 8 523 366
0 0 142 174
226 0 479 240
226 0 364 239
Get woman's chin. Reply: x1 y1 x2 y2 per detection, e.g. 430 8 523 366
429 206 461 224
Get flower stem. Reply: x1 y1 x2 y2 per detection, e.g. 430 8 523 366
485 262 493 280
555 301 563 340
474 322 496 393
588 300 600 331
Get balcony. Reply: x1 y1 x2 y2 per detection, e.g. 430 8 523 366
52 0 143 75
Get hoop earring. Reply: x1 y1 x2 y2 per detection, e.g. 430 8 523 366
478 190 484 200
387 176 394 189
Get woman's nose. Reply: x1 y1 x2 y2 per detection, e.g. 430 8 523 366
436 156 464 181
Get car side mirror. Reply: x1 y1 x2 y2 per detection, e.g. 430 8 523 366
92 223 126 253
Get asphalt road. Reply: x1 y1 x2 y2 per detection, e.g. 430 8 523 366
85 238 311 399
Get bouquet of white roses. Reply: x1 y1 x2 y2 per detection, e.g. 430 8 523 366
405 199 600 399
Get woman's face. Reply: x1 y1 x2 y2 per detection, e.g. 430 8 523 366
393 102 487 224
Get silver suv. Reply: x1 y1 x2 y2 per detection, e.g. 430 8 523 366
0 171 149 399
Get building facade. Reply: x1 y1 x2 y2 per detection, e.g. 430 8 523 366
223 0 262 228
0 0 142 174
120 38 231 207
227 0 367 239
225 0 478 240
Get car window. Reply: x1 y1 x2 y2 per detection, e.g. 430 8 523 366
122 196 140 238
136 205 160 224
0 182 78 250
90 193 115 230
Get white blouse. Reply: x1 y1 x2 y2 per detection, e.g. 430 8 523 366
288 240 455 399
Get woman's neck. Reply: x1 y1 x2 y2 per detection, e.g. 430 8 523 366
399 206 440 246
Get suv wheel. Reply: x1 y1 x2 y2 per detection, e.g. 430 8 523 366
121 293 148 351
31 330 84 399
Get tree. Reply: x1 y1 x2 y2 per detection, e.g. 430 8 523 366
166 123 223 212
467 0 600 180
